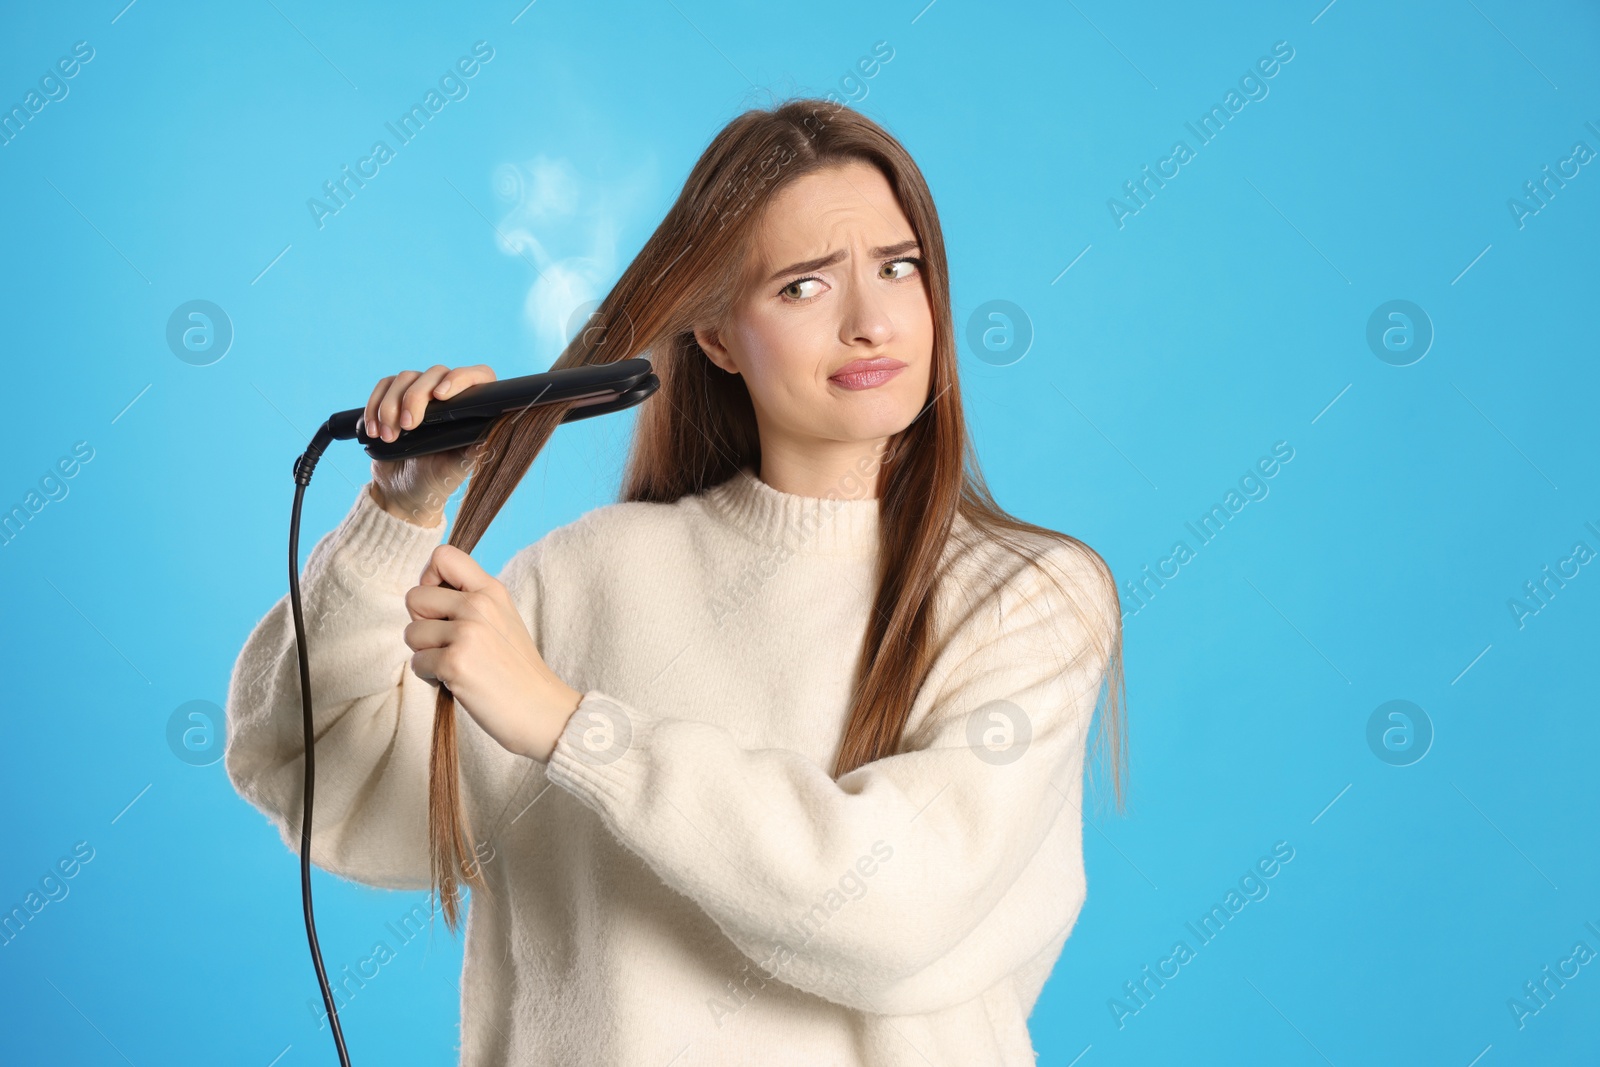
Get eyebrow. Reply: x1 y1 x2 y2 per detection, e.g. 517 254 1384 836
764 239 922 284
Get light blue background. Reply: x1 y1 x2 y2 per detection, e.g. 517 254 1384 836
2 1 1596 1064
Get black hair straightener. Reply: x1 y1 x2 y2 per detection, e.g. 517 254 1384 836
283 359 657 1066
327 356 659 460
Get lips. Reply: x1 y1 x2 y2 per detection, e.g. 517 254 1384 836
828 357 907 391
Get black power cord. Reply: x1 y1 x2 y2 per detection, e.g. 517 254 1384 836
289 423 354 1066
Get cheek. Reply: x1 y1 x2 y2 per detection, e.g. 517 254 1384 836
734 311 826 392
900 354 933 410
896 291 935 385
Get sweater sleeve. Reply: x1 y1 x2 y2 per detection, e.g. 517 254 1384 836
224 482 537 891
542 540 1117 1016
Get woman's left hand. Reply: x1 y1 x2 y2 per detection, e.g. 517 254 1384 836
404 544 582 763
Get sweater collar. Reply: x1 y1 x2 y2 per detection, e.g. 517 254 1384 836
702 463 881 557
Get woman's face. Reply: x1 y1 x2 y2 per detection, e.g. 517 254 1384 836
695 160 934 472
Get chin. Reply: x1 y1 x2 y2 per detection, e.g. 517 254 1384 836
808 369 928 438
832 402 924 444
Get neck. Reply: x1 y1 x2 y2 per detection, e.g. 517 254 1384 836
756 437 892 500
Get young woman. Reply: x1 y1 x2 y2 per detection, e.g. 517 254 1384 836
226 98 1126 1067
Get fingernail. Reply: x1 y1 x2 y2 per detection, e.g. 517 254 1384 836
401 410 414 429
437 380 452 396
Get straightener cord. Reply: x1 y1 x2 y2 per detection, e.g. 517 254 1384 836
289 423 354 1066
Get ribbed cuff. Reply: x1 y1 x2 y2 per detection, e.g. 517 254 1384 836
325 482 449 591
544 690 658 817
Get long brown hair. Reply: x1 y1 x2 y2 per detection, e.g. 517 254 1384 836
428 97 1128 931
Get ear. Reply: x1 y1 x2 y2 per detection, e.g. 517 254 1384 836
694 323 739 376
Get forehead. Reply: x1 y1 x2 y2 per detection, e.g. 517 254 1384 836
753 161 913 259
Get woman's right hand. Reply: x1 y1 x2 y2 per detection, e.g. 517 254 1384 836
364 364 497 527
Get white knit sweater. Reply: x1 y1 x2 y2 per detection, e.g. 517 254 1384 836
225 464 1116 1066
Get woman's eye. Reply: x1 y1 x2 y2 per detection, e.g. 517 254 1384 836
781 278 824 301
882 257 921 280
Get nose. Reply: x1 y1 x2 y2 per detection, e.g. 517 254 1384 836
838 258 896 349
